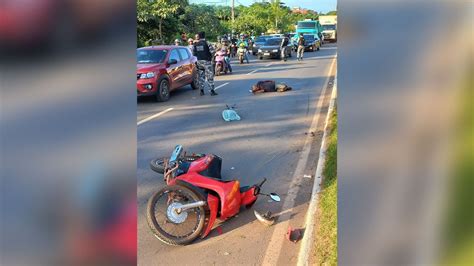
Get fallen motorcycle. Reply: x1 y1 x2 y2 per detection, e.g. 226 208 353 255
147 145 280 245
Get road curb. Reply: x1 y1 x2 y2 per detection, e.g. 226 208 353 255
297 75 337 266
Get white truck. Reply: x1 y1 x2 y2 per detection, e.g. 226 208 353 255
319 15 337 43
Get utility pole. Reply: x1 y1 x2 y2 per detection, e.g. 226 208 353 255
231 0 235 37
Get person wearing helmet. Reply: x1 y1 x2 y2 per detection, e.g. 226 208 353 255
219 38 232 73
192 31 218 96
187 38 194 50
237 35 249 63
174 39 181 46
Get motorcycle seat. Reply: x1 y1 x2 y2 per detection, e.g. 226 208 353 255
239 186 252 193
198 154 222 180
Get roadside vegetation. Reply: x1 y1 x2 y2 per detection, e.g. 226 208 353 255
442 76 473 265
137 0 336 47
314 107 337 265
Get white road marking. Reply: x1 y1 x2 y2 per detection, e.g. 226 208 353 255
246 69 259 75
297 76 337 266
214 82 229 91
262 58 337 265
308 55 338 60
137 107 174 126
265 63 273 67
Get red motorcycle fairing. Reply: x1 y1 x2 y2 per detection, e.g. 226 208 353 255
201 194 219 238
177 172 241 220
240 187 258 207
170 154 260 237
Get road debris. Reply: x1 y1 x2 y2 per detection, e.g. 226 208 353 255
223 252 230 256
303 174 312 178
286 226 303 243
222 104 241 121
230 167 235 170
254 210 275 226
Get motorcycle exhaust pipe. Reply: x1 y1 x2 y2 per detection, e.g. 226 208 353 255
175 201 206 214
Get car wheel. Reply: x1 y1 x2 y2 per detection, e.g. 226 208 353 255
190 70 199 90
156 78 170 102
259 57 263 60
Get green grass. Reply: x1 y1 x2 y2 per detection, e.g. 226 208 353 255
314 107 337 266
442 77 474 265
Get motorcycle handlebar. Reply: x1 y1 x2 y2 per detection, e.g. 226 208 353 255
257 178 267 188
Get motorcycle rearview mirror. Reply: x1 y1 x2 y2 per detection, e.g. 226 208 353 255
269 193 281 202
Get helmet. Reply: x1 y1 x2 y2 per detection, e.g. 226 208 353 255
188 38 194 43
174 39 180 43
239 43 245 47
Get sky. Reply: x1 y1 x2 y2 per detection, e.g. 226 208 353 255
190 0 337 14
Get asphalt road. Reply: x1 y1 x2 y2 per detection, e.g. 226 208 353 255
137 44 337 265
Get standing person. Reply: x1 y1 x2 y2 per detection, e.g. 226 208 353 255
187 38 194 50
174 39 181 46
192 32 218 96
180 32 187 44
297 33 306 61
280 35 290 61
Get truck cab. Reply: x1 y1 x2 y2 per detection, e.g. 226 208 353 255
319 15 337 43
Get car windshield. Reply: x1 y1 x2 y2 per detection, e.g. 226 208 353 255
137 49 167 64
256 36 269 42
304 35 315 41
298 21 316 29
322 25 336 30
265 38 282 46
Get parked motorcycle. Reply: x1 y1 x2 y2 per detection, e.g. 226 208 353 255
147 145 281 246
214 49 229 76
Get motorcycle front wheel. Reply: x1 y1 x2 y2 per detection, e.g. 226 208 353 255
147 185 207 246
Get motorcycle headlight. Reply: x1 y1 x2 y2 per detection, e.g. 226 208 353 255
258 49 262 52
140 72 155 79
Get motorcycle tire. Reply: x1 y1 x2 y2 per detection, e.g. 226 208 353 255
147 185 206 246
150 155 203 174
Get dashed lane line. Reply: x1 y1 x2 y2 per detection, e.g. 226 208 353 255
246 69 259 75
214 82 229 91
137 107 174 126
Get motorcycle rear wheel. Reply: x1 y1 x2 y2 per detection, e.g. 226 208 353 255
147 185 207 246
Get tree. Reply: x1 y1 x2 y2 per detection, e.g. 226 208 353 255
179 4 228 42
136 0 324 47
137 0 185 44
